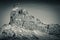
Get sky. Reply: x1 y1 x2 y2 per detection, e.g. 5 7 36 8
0 0 60 26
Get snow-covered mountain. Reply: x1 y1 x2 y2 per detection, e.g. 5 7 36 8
0 7 60 40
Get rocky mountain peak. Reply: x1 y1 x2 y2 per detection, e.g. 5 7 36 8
0 7 60 40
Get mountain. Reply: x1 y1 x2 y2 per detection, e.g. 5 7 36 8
47 24 60 38
0 7 60 40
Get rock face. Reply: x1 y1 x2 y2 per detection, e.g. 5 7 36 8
47 24 60 38
0 7 60 40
